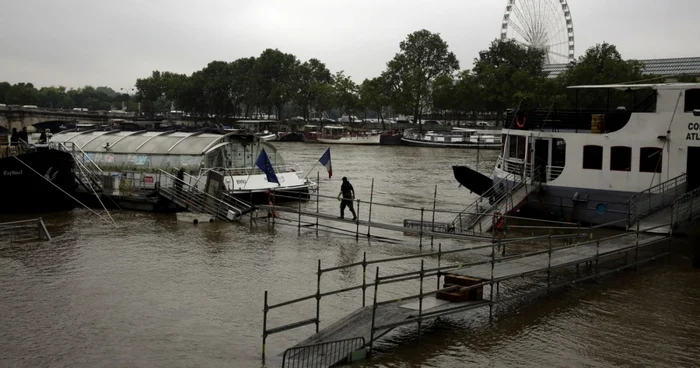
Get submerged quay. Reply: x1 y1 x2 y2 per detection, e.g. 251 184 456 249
1 144 699 367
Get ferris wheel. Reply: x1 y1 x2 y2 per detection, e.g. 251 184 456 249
500 0 575 64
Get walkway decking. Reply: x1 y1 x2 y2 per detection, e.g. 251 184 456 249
278 231 668 367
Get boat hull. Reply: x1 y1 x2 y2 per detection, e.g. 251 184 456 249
380 134 403 145
231 185 311 204
401 137 501 149
0 149 77 213
317 135 381 145
278 132 305 142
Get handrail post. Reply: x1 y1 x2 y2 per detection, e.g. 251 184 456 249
436 243 442 289
262 290 268 364
595 239 600 281
635 218 640 270
316 171 320 237
362 252 367 307
355 199 361 240
272 189 276 226
489 238 496 322
298 192 302 235
417 260 424 340
315 260 321 333
367 178 374 238
431 185 437 248
369 267 379 357
547 233 552 296
419 207 425 249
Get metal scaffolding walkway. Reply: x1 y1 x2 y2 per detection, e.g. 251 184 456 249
263 222 676 367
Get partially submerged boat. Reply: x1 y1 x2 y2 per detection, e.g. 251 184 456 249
49 129 316 205
454 83 700 227
401 128 501 148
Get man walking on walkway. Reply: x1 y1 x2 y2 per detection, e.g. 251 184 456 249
338 177 357 221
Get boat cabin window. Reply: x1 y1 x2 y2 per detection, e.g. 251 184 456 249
552 138 566 167
684 89 700 112
582 145 603 170
639 147 663 173
508 135 526 159
610 146 632 171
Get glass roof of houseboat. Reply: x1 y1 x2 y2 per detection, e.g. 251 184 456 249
50 130 250 155
567 83 700 90
545 57 700 79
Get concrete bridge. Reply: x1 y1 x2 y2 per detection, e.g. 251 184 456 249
0 107 136 132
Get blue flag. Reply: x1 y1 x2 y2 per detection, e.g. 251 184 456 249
256 148 280 185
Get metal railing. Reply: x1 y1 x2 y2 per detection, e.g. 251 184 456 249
281 337 365 368
671 186 700 228
157 169 252 220
628 173 687 226
0 218 51 242
451 163 541 234
51 141 105 190
198 164 302 177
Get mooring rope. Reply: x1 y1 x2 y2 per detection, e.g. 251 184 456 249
12 155 118 227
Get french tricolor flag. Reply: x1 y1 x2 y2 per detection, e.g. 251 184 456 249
319 148 332 179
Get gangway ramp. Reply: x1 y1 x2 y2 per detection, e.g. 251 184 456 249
453 169 541 234
157 170 253 221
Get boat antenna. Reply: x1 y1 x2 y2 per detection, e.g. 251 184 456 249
11 156 118 227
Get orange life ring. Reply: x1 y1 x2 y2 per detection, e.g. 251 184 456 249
515 115 527 129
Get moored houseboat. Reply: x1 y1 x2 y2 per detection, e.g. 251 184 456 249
49 130 315 206
401 128 502 148
454 83 700 228
317 126 381 145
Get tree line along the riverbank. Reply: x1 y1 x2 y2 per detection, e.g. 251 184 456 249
2 29 693 124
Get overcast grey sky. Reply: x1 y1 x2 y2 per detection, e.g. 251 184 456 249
1 0 698 90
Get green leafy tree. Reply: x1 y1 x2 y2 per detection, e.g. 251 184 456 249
0 82 11 104
559 43 645 109
333 71 360 118
359 76 391 128
382 29 459 128
256 49 300 119
295 58 333 120
5 83 39 105
472 39 548 123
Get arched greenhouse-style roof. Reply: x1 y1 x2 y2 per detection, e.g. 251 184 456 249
50 130 265 155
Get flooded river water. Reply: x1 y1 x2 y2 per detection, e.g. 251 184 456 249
1 143 699 367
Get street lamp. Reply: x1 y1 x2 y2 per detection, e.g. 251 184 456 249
120 88 135 95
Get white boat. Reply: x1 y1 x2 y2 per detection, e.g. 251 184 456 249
49 130 316 205
454 83 700 228
401 128 502 148
316 125 381 145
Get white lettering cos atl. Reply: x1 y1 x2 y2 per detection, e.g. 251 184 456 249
687 122 700 140
3 170 22 176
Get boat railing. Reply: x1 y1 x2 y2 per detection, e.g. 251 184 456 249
157 169 252 219
546 165 565 182
51 141 104 174
199 165 302 177
671 186 700 228
451 162 542 233
627 173 687 226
